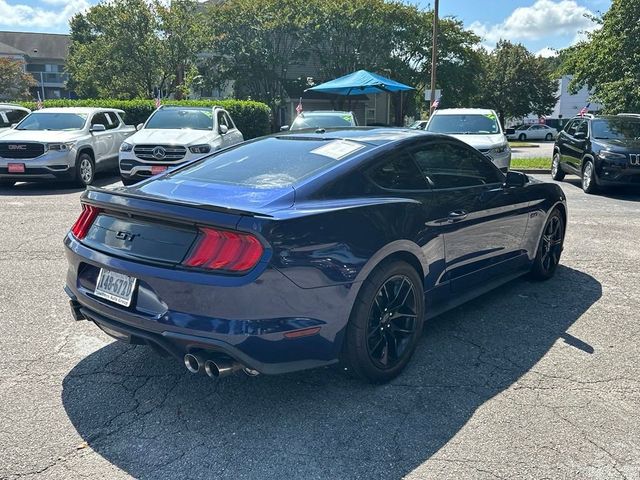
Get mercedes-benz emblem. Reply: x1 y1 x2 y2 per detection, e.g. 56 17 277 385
152 146 166 160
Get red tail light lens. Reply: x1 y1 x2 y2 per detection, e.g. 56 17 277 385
71 204 101 239
183 227 264 272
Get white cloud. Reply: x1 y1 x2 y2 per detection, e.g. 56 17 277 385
0 0 89 28
536 46 558 57
470 0 597 46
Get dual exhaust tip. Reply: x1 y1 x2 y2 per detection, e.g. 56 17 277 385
183 353 258 378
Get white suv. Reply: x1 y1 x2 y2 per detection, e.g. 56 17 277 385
119 106 244 185
426 108 511 172
0 107 135 187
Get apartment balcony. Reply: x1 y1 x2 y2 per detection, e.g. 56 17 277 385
31 72 69 87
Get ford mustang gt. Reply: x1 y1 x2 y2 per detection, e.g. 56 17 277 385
64 128 567 383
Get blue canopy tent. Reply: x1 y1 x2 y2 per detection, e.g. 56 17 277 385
305 70 414 126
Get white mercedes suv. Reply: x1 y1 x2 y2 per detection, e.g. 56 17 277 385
119 105 244 185
425 108 511 172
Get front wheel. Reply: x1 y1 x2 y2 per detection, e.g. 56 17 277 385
75 153 95 187
342 260 425 383
582 159 598 194
529 209 564 281
551 152 565 181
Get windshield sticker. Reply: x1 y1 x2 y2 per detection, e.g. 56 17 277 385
310 140 365 160
484 113 497 120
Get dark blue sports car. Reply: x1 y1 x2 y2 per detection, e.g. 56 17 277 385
64 128 567 383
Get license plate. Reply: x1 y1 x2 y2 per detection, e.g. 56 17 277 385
94 269 137 307
7 163 25 173
151 165 168 175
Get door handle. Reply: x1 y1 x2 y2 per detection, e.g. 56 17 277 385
447 210 468 222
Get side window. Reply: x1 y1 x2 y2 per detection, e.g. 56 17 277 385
368 152 430 191
103 112 120 130
217 111 228 129
91 113 109 128
564 120 578 136
0 112 9 128
5 109 28 125
224 112 235 129
412 142 503 189
575 120 589 137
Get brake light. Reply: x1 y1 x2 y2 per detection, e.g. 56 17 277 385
183 227 264 272
71 204 101 239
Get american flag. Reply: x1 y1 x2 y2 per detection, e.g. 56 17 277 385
432 96 441 110
579 102 590 117
155 90 162 109
295 97 303 115
36 92 43 110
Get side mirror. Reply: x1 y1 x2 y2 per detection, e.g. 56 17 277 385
574 132 587 140
280 125 290 131
10 123 18 129
90 124 106 132
219 124 228 135
136 123 144 131
505 128 515 135
504 170 528 188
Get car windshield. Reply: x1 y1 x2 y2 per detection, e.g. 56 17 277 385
592 118 640 140
16 113 87 131
145 109 213 130
408 121 426 129
427 114 500 134
290 113 354 131
168 137 369 188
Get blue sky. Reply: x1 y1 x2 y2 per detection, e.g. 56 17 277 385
0 0 612 56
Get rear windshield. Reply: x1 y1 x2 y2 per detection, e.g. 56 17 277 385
427 114 500 134
169 137 368 188
291 114 355 131
146 109 213 130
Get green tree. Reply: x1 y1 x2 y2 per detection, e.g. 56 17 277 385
0 58 36 100
476 41 557 126
561 0 640 113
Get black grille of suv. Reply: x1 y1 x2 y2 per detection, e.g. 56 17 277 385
134 145 187 162
0 142 45 159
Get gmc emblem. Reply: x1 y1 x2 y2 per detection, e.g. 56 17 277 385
8 145 26 150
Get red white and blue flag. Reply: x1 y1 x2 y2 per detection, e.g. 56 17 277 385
155 90 162 109
36 91 43 110
579 102 590 117
432 96 441 110
295 97 303 115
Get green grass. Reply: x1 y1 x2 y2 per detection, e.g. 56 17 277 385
510 157 551 170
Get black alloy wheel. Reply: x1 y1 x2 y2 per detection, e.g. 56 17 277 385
342 260 424 383
530 209 564 280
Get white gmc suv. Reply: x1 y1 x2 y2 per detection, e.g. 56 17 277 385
0 107 135 187
119 105 244 185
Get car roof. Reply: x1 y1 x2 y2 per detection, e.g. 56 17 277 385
278 127 439 146
0 103 29 111
299 111 353 116
159 106 219 112
35 107 124 114
432 108 496 115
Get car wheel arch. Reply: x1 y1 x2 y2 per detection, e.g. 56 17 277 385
77 147 95 162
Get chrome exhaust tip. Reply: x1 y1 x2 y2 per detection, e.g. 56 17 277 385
184 353 204 374
204 358 243 378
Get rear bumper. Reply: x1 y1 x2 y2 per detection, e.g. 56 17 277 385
64 234 355 375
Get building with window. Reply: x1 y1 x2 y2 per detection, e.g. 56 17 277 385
0 31 72 100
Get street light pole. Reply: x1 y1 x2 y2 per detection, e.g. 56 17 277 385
429 0 439 115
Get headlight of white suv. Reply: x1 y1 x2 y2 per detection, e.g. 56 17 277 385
492 144 510 155
189 144 211 154
120 142 133 152
46 142 75 151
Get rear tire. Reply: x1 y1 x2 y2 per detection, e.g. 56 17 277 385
342 260 424 383
582 159 598 194
545 133 553 141
529 208 564 281
551 152 565 181
518 133 526 141
75 153 95 187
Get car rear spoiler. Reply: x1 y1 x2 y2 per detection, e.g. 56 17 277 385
83 186 273 219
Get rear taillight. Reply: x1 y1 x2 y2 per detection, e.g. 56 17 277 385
183 227 264 272
71 204 101 239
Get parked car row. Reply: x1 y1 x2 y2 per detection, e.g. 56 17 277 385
506 124 558 141
0 105 244 187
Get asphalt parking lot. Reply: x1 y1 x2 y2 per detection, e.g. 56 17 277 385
1 174 639 480
510 141 555 159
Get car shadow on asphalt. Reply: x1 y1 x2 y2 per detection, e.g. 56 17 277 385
0 174 120 196
561 178 640 201
62 265 601 479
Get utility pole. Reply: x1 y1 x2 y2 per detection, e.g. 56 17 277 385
429 0 439 115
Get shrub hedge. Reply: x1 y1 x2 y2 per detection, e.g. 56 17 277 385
15 99 272 139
